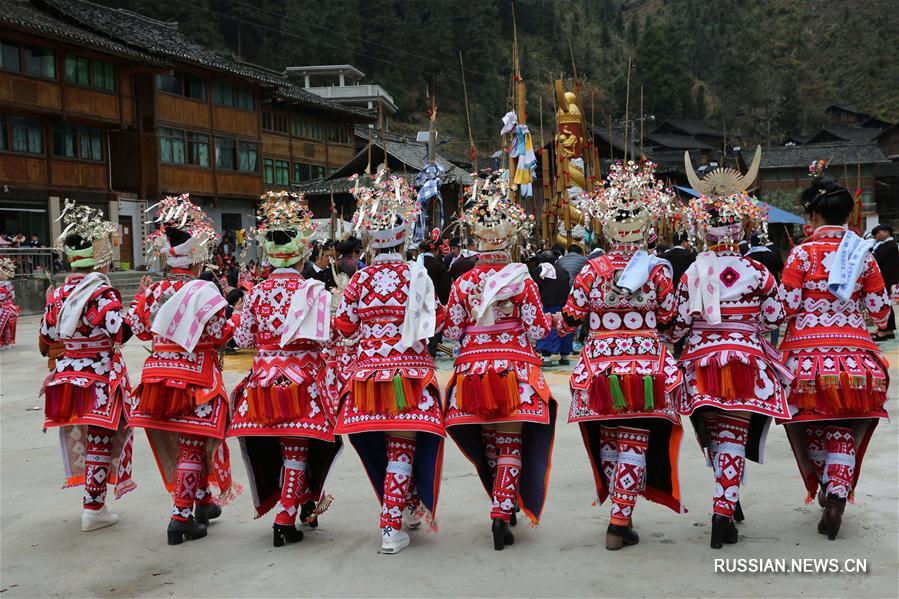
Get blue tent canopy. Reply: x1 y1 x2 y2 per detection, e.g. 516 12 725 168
673 186 804 224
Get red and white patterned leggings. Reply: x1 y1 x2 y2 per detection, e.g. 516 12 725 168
805 424 856 499
83 426 113 510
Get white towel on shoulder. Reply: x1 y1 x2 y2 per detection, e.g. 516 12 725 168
280 279 332 345
397 261 436 351
686 251 722 324
826 230 874 301
475 262 529 326
151 279 226 352
58 272 110 338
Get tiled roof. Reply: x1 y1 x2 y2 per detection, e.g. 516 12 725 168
643 133 714 150
807 126 883 143
0 0 162 64
759 141 890 168
294 133 473 195
655 118 722 137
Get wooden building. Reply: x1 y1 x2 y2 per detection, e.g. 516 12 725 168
0 0 373 268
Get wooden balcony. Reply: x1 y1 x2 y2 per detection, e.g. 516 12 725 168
157 93 211 129
0 154 49 186
51 160 107 189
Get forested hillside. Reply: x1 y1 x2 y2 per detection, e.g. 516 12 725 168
95 0 899 157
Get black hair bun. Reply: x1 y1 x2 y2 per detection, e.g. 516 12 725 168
165 226 191 247
800 176 853 224
265 230 294 245
64 234 91 250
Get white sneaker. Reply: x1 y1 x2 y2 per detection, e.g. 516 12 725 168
380 526 410 554
81 506 119 532
405 505 422 530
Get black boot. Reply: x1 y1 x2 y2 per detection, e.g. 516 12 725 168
733 500 745 523
510 501 520 527
167 517 207 545
300 501 319 528
492 518 514 551
710 514 739 549
273 523 304 547
195 503 222 526
818 494 846 540
605 523 639 550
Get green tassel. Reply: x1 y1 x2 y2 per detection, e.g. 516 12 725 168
610 374 626 411
393 374 407 412
643 375 654 411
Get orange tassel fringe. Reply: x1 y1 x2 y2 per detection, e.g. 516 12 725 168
246 383 311 426
353 377 420 415
139 382 197 417
695 362 756 401
45 384 98 422
455 371 521 419
588 373 665 414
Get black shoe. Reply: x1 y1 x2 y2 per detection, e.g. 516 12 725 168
273 523 304 547
818 494 846 540
733 500 745 523
195 503 222 526
559 358 571 366
605 523 639 550
167 517 207 545
710 514 739 549
492 518 514 551
509 510 517 527
300 501 319 528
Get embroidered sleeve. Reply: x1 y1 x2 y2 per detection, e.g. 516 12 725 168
125 285 154 340
559 264 595 335
204 306 234 346
39 291 58 344
779 246 807 319
333 272 362 337
758 269 785 331
520 278 553 341
654 264 677 326
861 253 891 329
233 288 258 349
669 273 693 342
442 280 468 341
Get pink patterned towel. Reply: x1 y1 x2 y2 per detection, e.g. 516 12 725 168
151 280 226 352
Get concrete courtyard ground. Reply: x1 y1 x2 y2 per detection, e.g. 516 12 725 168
1 314 897 598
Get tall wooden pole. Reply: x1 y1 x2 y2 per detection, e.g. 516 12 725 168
459 52 477 171
623 57 632 164
639 85 644 157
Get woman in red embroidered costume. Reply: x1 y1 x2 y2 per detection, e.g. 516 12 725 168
443 172 555 550
126 194 237 545
227 191 341 547
671 149 793 549
558 161 685 551
779 174 891 540
0 257 20 349
333 172 445 554
38 201 135 532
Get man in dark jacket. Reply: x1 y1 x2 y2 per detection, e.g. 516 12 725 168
530 250 573 366
661 232 697 288
555 244 588 287
420 240 453 355
872 224 898 340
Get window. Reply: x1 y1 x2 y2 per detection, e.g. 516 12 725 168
183 73 205 100
262 111 288 134
329 126 353 145
311 164 325 179
0 115 6 151
238 140 258 172
213 80 255 111
291 117 325 141
212 80 233 107
160 127 185 164
274 159 289 185
52 123 76 158
0 41 20 72
78 126 102 161
156 72 205 100
9 116 43 154
155 73 181 95
215 137 236 170
263 158 274 185
185 132 209 167
236 86 254 110
65 56 90 85
91 61 115 91
293 162 310 182
24 46 55 79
